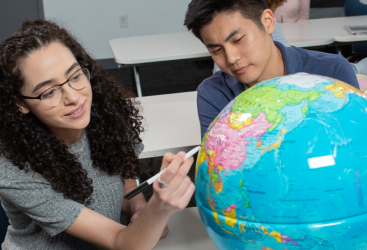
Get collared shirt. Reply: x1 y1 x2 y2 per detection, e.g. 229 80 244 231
197 41 360 139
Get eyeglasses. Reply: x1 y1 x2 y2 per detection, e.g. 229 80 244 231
20 68 90 108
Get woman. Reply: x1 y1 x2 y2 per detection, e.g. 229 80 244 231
273 0 310 23
265 0 290 47
0 19 195 250
264 0 287 13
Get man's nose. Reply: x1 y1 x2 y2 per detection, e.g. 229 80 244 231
226 46 241 65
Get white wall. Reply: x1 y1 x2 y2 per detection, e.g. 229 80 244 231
43 0 191 59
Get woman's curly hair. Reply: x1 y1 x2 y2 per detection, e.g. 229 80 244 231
264 0 287 12
0 19 144 205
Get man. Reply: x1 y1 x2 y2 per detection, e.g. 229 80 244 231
184 0 359 139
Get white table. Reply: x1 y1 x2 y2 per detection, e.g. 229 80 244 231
153 207 217 250
137 91 201 159
109 15 367 96
109 32 208 97
280 15 367 50
306 15 367 44
279 22 335 48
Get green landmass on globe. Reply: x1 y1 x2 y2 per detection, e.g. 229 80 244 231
196 73 367 250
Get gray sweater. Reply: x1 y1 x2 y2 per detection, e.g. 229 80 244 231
0 137 143 249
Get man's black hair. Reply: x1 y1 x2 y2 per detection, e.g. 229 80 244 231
184 0 267 41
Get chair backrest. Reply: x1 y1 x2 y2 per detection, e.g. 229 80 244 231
344 1 367 56
344 0 367 16
0 202 9 243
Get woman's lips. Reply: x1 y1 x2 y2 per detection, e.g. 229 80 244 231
65 103 86 118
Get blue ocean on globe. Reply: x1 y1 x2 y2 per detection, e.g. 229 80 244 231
196 73 367 250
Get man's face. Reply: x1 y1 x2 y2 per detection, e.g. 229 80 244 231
200 10 276 87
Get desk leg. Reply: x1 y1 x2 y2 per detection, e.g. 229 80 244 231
335 45 342 55
133 66 143 97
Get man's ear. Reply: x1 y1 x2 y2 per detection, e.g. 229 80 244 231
16 101 30 114
262 9 276 35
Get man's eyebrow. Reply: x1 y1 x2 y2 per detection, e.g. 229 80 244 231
205 29 241 48
225 29 240 42
32 62 80 93
206 43 221 49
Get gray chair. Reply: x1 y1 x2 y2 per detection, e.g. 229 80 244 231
0 202 9 243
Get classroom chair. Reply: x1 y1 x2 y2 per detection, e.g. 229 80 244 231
344 0 367 56
0 202 9 243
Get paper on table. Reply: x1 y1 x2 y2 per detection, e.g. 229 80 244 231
345 25 367 35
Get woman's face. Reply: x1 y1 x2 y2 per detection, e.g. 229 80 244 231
18 42 92 139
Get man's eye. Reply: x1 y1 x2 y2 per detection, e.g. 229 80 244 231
235 36 243 43
212 48 222 54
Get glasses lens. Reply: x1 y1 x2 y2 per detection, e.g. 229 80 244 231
40 87 63 107
69 68 90 90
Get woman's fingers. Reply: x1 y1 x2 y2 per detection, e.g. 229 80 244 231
158 151 186 185
178 182 195 209
165 180 196 210
171 176 193 198
151 151 196 213
160 152 176 171
159 225 169 239
129 211 140 224
161 156 194 192
153 176 195 211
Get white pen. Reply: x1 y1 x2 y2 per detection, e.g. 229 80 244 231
124 145 202 200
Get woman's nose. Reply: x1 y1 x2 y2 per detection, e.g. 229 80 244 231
62 83 79 105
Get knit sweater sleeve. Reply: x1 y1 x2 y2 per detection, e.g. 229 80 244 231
0 156 84 237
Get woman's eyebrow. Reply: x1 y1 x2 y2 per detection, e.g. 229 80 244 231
32 62 80 93
32 79 57 94
65 62 79 76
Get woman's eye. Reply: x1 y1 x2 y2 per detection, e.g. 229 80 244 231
43 89 56 98
71 73 82 82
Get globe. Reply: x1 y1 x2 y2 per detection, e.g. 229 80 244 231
196 73 367 250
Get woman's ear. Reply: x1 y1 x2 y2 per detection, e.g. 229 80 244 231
16 101 30 114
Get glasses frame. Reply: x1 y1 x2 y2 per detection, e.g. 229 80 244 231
19 68 90 108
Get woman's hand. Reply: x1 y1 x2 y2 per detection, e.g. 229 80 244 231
65 151 195 250
148 151 196 217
